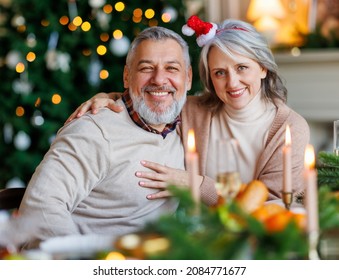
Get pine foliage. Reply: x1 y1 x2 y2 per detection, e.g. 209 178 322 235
317 151 339 191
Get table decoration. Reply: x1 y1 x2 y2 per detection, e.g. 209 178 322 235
282 124 293 210
304 144 319 260
113 180 310 260
186 129 200 211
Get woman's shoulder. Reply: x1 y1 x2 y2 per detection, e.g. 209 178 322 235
185 95 209 112
275 100 310 137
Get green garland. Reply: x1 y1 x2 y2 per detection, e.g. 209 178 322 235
130 187 309 260
114 173 339 260
112 152 339 260
317 151 339 191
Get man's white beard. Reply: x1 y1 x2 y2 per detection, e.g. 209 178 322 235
129 90 187 125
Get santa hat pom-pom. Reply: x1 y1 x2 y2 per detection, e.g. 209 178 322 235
182 24 195 36
196 23 218 47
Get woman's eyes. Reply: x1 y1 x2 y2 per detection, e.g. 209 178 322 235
214 66 248 76
237 65 248 71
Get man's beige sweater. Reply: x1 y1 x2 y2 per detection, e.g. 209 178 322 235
19 104 184 242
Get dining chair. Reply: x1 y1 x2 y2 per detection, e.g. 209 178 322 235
0 188 26 210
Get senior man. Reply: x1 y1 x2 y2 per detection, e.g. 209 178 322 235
17 26 192 244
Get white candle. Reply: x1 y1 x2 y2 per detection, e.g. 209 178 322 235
186 129 200 207
283 124 292 193
304 144 319 234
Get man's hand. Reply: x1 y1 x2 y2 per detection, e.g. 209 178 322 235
65 92 124 124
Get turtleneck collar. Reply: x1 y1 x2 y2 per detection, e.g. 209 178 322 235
223 91 268 122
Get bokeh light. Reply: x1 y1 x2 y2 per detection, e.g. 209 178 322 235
103 4 113 14
15 62 25 73
68 22 77 31
16 106 25 117
99 69 109 79
133 8 142 18
82 49 92 56
26 52 36 62
73 16 83 27
100 33 110 42
97 45 107 55
81 21 91 32
59 16 69 25
115 2 125 12
145 9 155 19
161 13 171 23
51 93 62 105
113 29 123 39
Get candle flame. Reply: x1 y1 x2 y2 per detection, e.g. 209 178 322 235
304 144 315 169
187 129 196 152
285 124 291 146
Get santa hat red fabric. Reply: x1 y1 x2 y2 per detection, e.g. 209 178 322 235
182 15 217 47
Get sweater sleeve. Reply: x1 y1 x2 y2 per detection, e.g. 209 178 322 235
200 176 218 206
257 107 310 200
18 116 110 241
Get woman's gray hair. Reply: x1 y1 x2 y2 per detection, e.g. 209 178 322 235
126 26 191 71
199 19 287 112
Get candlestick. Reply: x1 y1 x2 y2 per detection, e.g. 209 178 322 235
282 125 293 209
186 129 200 211
304 144 319 260
283 125 292 193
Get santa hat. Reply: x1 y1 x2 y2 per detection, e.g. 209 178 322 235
182 15 218 47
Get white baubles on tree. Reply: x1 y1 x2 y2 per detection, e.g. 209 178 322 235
12 78 33 95
88 55 102 86
6 177 26 189
14 131 31 151
162 6 178 22
109 36 130 57
45 50 71 72
31 110 44 127
88 0 105 9
3 123 13 144
26 33 37 48
5 50 22 69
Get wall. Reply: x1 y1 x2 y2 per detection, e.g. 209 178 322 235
275 49 339 153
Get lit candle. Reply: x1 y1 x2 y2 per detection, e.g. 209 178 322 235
283 124 292 193
186 129 200 207
304 144 319 234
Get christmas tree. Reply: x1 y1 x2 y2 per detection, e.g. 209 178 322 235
0 0 202 188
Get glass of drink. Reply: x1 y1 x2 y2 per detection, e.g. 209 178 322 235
215 138 242 202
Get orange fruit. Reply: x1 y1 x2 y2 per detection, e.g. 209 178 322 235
264 211 306 233
252 203 286 223
292 213 306 231
264 211 293 232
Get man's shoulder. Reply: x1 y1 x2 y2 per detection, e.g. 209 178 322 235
61 106 126 135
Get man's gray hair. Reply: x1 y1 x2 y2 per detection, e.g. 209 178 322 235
126 26 191 70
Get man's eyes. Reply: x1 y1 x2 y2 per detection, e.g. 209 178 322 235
139 66 180 72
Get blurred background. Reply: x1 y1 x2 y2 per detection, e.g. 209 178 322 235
1 0 339 189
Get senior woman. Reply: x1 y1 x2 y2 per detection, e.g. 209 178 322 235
66 17 310 205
